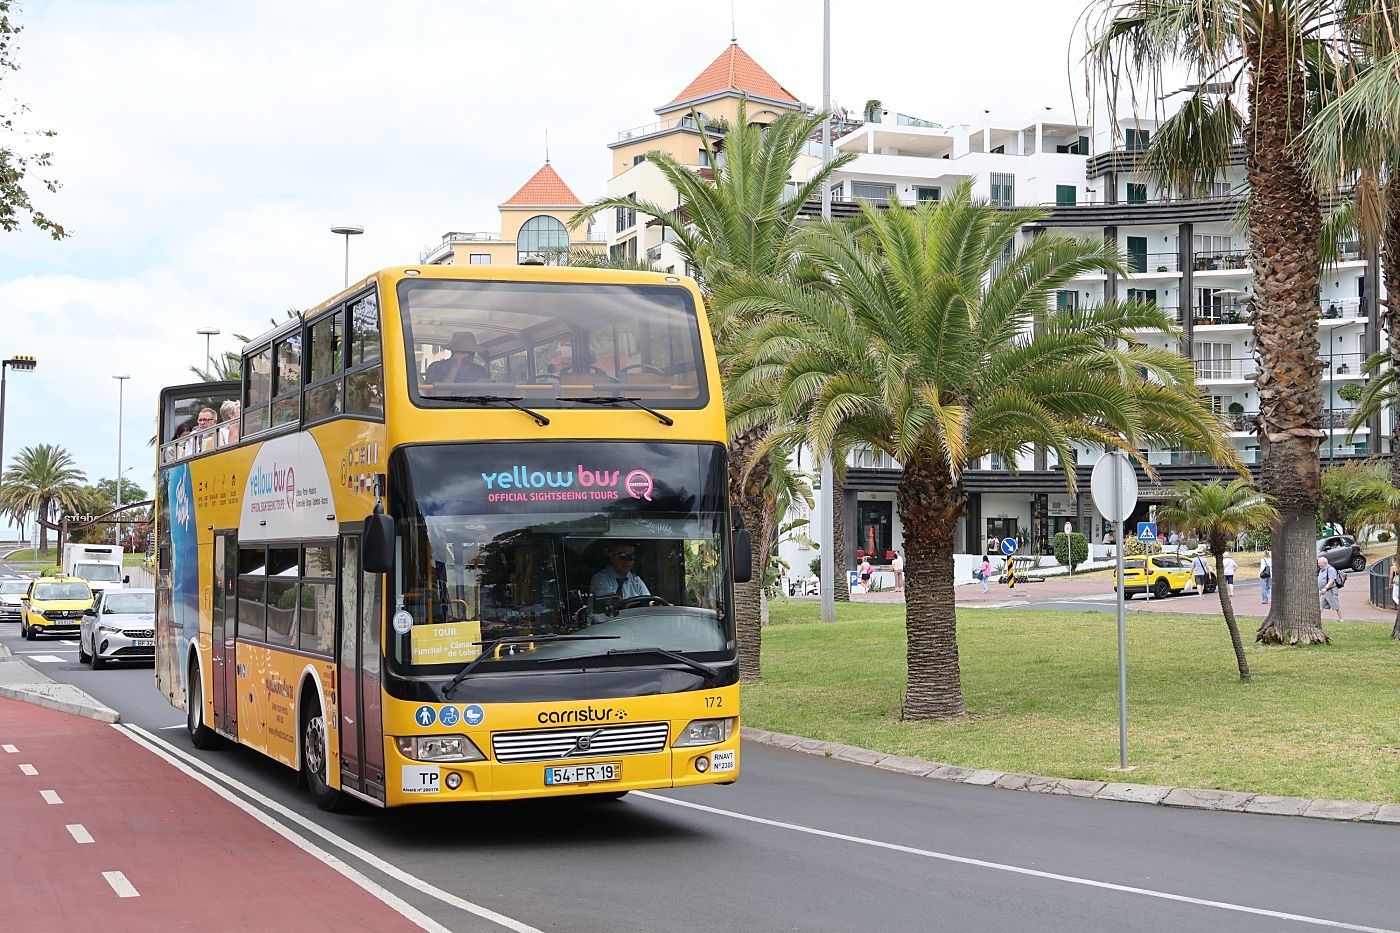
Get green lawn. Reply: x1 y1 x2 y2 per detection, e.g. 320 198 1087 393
747 601 1400 803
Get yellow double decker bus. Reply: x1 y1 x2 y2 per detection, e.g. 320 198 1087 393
155 265 749 809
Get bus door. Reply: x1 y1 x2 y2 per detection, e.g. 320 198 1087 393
338 535 385 801
211 532 237 736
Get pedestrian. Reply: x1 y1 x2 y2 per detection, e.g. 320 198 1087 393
986 533 999 558
891 551 904 591
1222 552 1237 596
1259 549 1273 604
979 556 993 593
1168 530 1180 547
1390 559 1399 609
858 556 873 588
1191 551 1210 597
1317 556 1343 624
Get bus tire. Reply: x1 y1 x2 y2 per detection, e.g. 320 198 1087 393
186 661 221 750
300 698 348 812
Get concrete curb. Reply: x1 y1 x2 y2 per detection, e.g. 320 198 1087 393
0 647 121 724
741 727 1400 825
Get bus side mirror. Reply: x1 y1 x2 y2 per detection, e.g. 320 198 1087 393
363 512 396 574
732 528 752 584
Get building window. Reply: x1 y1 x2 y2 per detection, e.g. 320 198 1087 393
517 215 569 264
1055 185 1077 206
915 186 941 203
1056 136 1090 154
615 195 637 233
851 181 894 203
632 154 646 166
1211 181 1232 197
468 254 490 265
1126 183 1148 204
989 173 1015 207
1125 128 1151 150
698 149 711 167
1055 290 1079 310
609 238 636 262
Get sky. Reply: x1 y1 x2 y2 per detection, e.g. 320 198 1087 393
0 0 1101 501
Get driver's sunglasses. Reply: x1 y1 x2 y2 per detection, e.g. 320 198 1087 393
616 553 637 560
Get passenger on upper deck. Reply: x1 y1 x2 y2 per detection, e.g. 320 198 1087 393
425 331 487 385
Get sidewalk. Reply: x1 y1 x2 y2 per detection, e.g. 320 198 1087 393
0 660 423 930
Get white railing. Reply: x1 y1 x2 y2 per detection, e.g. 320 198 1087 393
419 232 502 264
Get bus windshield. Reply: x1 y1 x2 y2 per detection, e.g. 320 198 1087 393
398 279 707 407
387 441 734 676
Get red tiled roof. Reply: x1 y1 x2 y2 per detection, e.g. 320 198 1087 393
501 163 583 207
665 42 800 108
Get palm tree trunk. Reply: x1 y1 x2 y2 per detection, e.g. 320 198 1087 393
1248 25 1327 646
833 471 849 602
729 426 772 681
1382 174 1400 641
897 454 965 720
1213 549 1250 681
38 497 50 554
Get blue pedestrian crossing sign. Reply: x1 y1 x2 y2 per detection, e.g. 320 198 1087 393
1137 521 1158 542
1000 538 1019 557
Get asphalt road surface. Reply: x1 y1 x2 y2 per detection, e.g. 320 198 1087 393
4 594 1398 930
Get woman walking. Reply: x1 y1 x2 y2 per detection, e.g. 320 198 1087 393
1259 549 1273 605
979 556 993 594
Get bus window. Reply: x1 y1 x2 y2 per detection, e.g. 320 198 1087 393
346 293 383 416
244 345 272 435
306 312 344 421
265 547 299 647
300 545 336 656
348 294 380 366
272 333 302 427
533 336 573 381
237 547 268 642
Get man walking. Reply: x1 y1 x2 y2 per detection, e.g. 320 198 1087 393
1191 552 1210 597
1317 557 1343 624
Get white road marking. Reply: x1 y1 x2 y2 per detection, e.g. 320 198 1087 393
1 744 16 753
157 724 186 731
19 763 37 775
23 654 67 663
120 723 544 933
634 793 1400 933
102 871 139 898
40 789 62 804
66 824 94 844
59 640 78 646
115 726 456 933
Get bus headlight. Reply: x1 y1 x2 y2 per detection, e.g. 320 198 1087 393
394 735 486 762
673 718 734 748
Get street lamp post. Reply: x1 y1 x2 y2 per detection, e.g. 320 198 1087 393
0 354 38 486
196 328 220 374
331 224 364 288
818 0 837 624
114 375 130 550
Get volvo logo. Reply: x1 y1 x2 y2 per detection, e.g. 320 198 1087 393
565 729 605 757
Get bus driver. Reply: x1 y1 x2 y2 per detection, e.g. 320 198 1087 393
426 331 488 384
590 542 650 598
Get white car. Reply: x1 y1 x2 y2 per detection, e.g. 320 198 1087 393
0 579 29 624
78 588 155 669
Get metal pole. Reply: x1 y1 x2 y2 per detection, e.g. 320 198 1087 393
0 362 8 487
1114 450 1129 769
205 333 213 372
343 234 350 288
817 0 836 624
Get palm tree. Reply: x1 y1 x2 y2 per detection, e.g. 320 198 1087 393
571 102 856 679
727 185 1235 719
1344 467 1400 640
1087 0 1377 646
1156 479 1280 676
0 444 92 552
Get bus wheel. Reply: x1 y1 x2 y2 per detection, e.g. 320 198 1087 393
186 663 221 750
301 700 347 812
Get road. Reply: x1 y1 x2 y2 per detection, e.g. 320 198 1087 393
5 601 1399 930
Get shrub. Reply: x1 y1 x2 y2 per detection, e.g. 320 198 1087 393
1337 383 1363 403
40 566 63 577
809 556 823 577
1052 532 1089 569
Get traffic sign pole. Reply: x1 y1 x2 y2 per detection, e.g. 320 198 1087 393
1000 537 1019 589
1114 453 1129 770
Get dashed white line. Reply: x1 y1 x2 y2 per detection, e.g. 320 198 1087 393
18 763 37 775
102 871 139 898
2 744 17 753
157 724 186 731
40 789 62 804
66 824 94 844
22 654 66 663
635 793 1400 933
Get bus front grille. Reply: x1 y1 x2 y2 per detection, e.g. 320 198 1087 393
491 721 671 764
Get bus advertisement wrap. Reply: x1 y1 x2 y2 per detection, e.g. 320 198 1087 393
167 462 199 687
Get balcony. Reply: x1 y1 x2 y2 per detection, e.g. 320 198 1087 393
419 231 502 264
1194 358 1256 381
616 113 724 142
1223 408 1365 433
1324 353 1368 378
1191 250 1250 272
1192 304 1251 326
1126 252 1180 274
1319 297 1366 320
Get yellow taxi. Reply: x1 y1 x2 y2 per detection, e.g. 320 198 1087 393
1115 554 1215 599
19 576 95 640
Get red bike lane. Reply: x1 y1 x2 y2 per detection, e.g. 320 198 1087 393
0 697 422 931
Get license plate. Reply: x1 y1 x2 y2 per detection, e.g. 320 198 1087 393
132 639 154 648
544 762 621 786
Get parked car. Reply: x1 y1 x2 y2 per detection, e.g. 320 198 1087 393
1116 554 1217 599
1317 535 1366 572
79 587 156 669
0 578 30 623
19 576 95 640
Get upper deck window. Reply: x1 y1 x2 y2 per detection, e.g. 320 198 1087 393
400 279 708 409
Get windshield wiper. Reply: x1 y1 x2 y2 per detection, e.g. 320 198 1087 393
608 647 718 683
442 634 618 697
431 395 550 426
564 396 674 427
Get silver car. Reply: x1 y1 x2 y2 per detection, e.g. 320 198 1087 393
79 588 156 669
0 579 29 623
